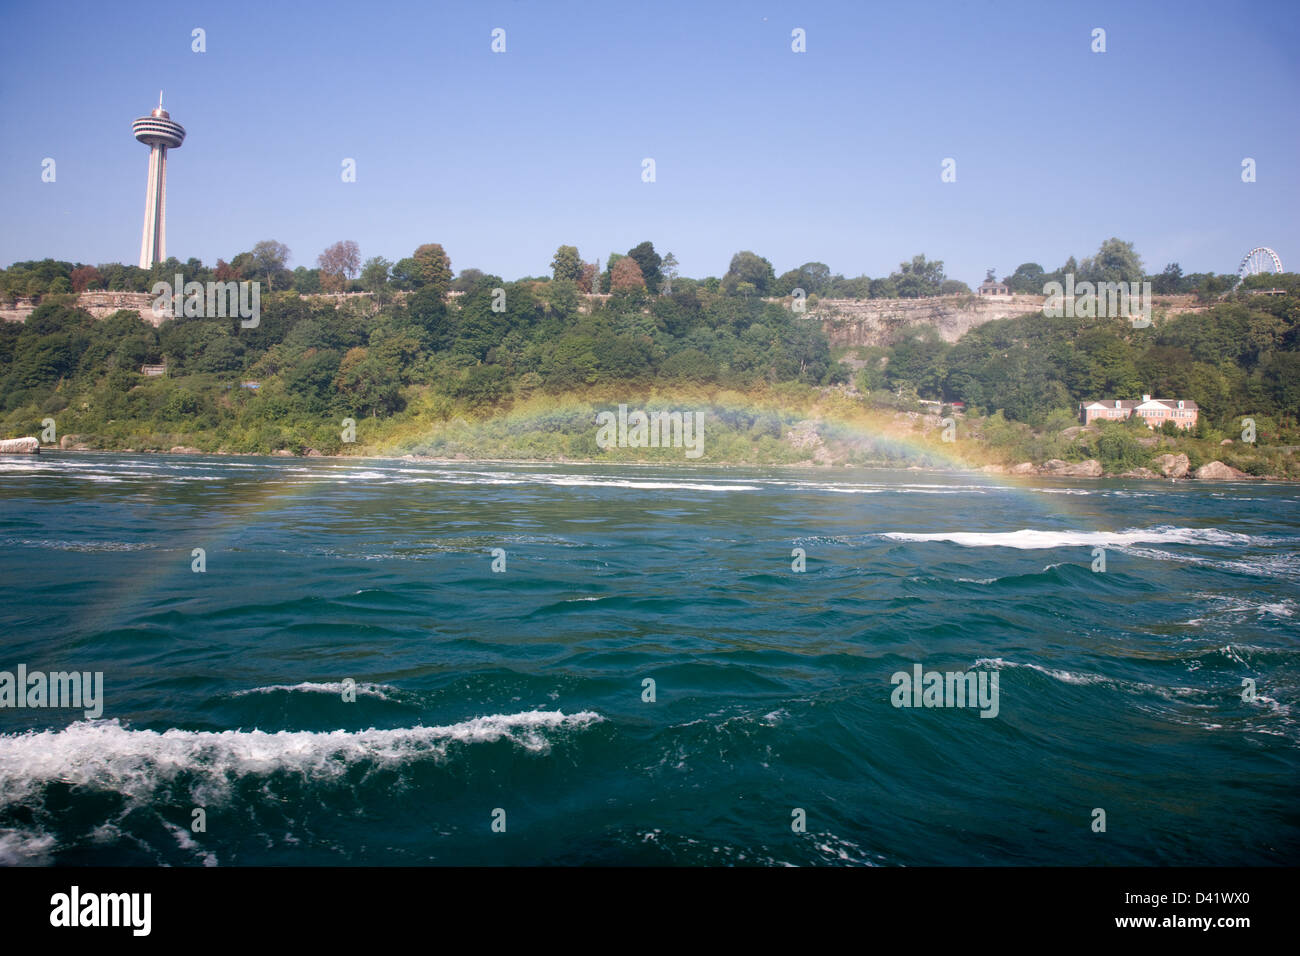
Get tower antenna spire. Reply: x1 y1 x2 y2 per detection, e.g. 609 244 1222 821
158 90 163 110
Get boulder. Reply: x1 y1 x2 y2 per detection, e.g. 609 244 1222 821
272 449 294 457
1220 438 1234 445
1009 462 1037 475
1063 459 1104 477
304 448 323 457
1193 460 1250 480
1042 458 1103 477
1153 453 1190 478
1119 467 1159 479
169 445 201 455
0 437 39 454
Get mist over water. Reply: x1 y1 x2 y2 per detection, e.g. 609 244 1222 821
1 453 1297 866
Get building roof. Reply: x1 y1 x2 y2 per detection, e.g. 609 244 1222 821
1080 398 1198 410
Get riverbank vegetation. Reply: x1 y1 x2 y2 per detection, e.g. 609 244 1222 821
1 239 1296 477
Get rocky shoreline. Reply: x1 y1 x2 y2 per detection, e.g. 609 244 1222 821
981 453 1262 480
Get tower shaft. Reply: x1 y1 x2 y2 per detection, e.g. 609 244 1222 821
138 145 169 268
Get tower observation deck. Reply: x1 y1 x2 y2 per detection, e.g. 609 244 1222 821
133 94 185 268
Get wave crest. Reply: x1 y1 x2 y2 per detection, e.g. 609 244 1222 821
883 526 1254 549
0 711 604 806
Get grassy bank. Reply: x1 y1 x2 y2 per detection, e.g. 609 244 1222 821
14 382 1296 479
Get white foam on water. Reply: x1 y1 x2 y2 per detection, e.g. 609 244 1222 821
0 827 56 865
2 537 155 552
327 468 760 492
1199 598 1299 622
883 526 1254 549
771 479 986 494
0 461 54 473
231 681 400 701
0 712 605 806
164 821 219 867
1123 547 1300 581
974 657 1110 686
975 658 1225 706
385 476 528 486
541 476 759 491
1258 602 1295 617
788 486 886 494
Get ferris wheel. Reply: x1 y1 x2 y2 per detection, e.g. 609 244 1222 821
1233 246 1284 289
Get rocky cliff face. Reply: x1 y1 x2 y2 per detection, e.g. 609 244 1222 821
0 292 159 326
808 294 1044 347
0 289 1212 339
807 293 1209 348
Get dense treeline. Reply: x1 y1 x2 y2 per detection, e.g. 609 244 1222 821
0 236 1241 305
0 245 839 453
996 237 1239 300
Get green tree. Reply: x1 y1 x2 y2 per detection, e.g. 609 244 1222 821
1005 263 1045 294
1152 262 1184 295
333 346 401 417
291 266 321 294
890 255 946 297
411 243 453 296
360 257 392 294
722 251 775 295
550 245 582 282
451 268 485 293
449 364 510 407
405 284 456 349
546 279 580 321
660 252 679 294
282 349 342 411
251 240 291 291
886 327 950 396
1079 238 1144 285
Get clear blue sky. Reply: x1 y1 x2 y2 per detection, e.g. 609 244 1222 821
2 0 1297 285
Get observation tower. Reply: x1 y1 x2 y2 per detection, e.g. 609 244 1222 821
133 93 186 268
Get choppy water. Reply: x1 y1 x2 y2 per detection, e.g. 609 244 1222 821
0 453 1296 865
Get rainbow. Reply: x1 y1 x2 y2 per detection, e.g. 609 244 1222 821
74 400 1097 635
